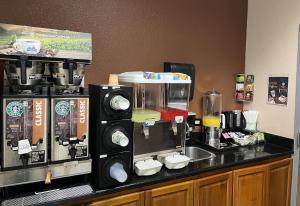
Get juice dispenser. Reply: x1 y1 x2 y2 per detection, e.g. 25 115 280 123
202 91 222 148
119 72 191 175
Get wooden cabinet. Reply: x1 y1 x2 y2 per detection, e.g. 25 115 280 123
266 158 292 206
233 164 267 206
89 192 144 206
194 171 232 206
88 158 292 206
145 181 193 206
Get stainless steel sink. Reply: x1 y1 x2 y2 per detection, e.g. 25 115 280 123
185 146 215 162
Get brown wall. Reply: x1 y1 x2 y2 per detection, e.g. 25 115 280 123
0 0 247 116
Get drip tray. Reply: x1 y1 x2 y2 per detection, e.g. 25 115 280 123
0 159 92 188
1 184 93 206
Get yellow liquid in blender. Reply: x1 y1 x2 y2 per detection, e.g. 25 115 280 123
203 116 221 128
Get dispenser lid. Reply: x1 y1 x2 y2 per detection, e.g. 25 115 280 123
118 72 191 84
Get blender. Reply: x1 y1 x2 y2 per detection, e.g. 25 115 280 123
202 91 222 148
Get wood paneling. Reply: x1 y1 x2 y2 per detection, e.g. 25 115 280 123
145 181 193 206
266 158 292 206
87 158 293 206
0 0 247 115
233 164 267 206
194 171 232 206
89 192 144 206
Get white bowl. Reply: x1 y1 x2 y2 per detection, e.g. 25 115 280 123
164 154 190 170
134 159 163 176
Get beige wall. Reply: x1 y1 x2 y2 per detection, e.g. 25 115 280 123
245 0 300 138
0 0 247 116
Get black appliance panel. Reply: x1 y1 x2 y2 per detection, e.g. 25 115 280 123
222 111 246 131
164 62 195 101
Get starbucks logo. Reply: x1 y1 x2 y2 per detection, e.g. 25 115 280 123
55 101 70 116
6 102 24 117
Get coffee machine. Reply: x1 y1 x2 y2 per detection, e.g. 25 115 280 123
0 23 92 187
1 57 48 170
49 61 90 163
89 84 133 189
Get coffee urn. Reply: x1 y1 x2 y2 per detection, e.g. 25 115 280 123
50 61 90 164
1 58 49 170
0 23 92 188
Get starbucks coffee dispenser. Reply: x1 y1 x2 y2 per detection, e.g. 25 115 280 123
49 61 90 163
0 23 92 188
1 58 49 170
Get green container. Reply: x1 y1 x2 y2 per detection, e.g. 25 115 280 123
236 74 245 83
132 109 161 123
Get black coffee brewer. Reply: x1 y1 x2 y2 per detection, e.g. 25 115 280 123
221 110 246 131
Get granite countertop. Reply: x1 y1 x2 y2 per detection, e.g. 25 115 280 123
93 139 293 196
2 134 294 206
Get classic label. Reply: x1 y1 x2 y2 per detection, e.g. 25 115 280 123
32 99 45 145
79 100 86 124
77 98 88 141
34 100 43 126
6 101 24 117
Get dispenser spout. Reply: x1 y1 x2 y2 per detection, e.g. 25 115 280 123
69 145 77 160
20 154 29 167
142 125 150 139
45 169 52 184
142 120 155 139
171 121 178 136
20 55 28 85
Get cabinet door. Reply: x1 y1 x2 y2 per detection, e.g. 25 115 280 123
266 158 292 206
233 164 267 206
89 192 144 206
194 171 232 206
145 181 193 206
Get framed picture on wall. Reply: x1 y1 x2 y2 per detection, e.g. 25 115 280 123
267 76 288 106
